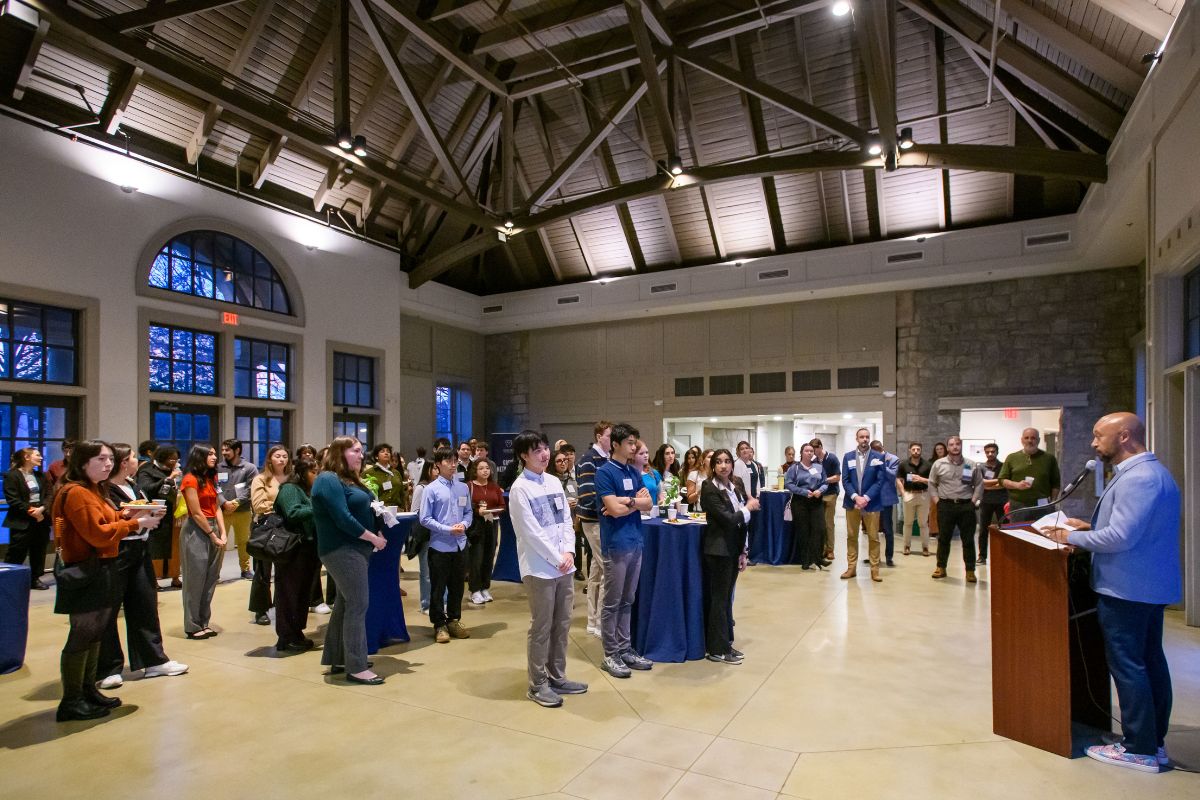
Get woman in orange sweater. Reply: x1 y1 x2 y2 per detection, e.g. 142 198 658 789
52 440 164 722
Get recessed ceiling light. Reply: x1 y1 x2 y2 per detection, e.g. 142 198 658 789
832 1 851 17
843 413 854 419
709 417 718 422
119 185 137 194
773 416 783 421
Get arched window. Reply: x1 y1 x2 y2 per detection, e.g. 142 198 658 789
148 230 292 315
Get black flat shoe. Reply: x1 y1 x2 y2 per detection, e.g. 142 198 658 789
254 614 271 625
328 661 373 675
56 699 110 722
279 640 314 653
186 630 215 640
31 583 49 590
346 673 385 685
84 687 122 709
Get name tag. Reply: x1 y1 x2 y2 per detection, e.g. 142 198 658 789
552 495 563 510
984 469 995 479
847 462 857 471
870 459 883 467
906 474 914 483
382 481 393 491
218 472 229 483
622 477 634 491
808 467 820 476
235 482 245 492
458 496 467 508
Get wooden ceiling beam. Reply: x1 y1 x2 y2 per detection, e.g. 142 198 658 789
6 17 49 101
528 94 598 275
1003 0 1144 97
853 0 898 159
676 48 867 144
675 72 726 258
929 26 950 229
97 62 141 134
24 0 496 229
626 1 678 165
408 231 506 286
472 0 619 56
620 67 680 264
578 83 646 272
367 0 505 95
733 35 785 252
103 0 247 33
1088 0 1174 40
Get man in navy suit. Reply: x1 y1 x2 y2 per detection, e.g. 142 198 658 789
869 440 901 567
1046 412 1180 774
841 428 886 582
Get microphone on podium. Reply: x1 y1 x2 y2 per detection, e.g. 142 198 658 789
1000 459 1097 526
1059 459 1098 499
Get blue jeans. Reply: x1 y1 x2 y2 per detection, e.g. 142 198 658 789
880 504 895 562
416 544 430 610
1096 594 1172 756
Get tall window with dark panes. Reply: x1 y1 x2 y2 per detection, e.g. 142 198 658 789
148 324 218 395
1186 264 1200 361
332 352 377 447
148 230 292 315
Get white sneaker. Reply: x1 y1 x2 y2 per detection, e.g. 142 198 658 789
99 674 123 690
313 603 332 615
586 625 601 638
482 590 494 602
1102 733 1169 766
470 591 485 605
144 660 189 678
419 607 429 615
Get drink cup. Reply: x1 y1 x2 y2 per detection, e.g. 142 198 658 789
667 507 678 521
678 503 688 515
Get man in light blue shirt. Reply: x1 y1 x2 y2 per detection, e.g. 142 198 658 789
509 430 588 708
420 446 473 643
1047 412 1181 774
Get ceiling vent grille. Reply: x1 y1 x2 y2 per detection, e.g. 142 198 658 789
556 295 580 305
649 282 678 294
482 305 503 314
886 250 924 264
1025 231 1071 248
757 268 790 281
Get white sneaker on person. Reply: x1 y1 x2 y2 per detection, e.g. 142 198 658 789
1084 743 1158 773
1102 733 1169 766
144 660 189 678
482 590 494 602
313 603 332 614
586 625 600 637
419 607 429 615
470 591 485 605
98 674 123 690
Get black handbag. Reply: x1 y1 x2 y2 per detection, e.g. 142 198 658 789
246 513 301 563
404 524 430 559
52 552 118 614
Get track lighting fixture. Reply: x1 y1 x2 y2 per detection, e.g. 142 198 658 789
352 135 367 158
667 155 684 176
898 127 914 150
336 125 352 151
867 138 882 157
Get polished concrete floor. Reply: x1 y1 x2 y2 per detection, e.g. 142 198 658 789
2 543 1197 799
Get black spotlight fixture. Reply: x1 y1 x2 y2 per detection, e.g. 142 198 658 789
352 135 367 158
866 136 883 156
898 127 914 150
667 154 684 176
336 124 352 151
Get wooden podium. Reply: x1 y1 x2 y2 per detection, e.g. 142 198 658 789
989 524 1111 757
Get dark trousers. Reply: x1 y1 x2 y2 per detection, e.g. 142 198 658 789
977 499 1005 560
880 504 896 563
935 500 977 570
4 523 50 585
274 541 320 647
1097 594 1172 756
309 567 336 607
789 497 826 567
467 521 497 593
248 558 273 614
319 546 370 674
99 540 167 677
428 547 466 628
702 554 739 656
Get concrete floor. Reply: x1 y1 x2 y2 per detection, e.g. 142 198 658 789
1 545 1197 799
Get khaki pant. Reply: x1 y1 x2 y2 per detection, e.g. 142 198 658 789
901 492 931 552
580 521 605 631
822 494 838 555
846 508 881 568
225 509 253 572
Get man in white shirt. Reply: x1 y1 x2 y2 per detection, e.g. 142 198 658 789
406 446 425 485
509 430 589 708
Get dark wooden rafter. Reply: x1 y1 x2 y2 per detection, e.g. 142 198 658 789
103 0 247 33
184 0 277 164
619 67 681 265
353 0 470 198
8 18 50 101
368 0 505 95
669 71 725 258
500 94 514 218
577 83 645 272
1088 0 1174 40
471 0 617 56
788 14 832 242
527 71 652 211
253 10 337 188
733 34 785 252
24 0 496 230
903 0 1123 138
528 95 598 274
929 26 950 229
98 62 142 134
853 0 898 160
625 1 678 166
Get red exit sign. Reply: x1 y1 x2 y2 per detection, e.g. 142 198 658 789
222 312 239 326
1003 408 1018 419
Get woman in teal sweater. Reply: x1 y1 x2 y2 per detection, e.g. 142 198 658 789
273 458 321 652
311 437 387 685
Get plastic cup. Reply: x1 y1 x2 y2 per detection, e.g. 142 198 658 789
678 503 689 515
667 507 678 521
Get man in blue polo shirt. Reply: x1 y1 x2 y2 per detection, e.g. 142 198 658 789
419 446 473 644
595 423 654 678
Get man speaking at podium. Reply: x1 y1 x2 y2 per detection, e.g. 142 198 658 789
1045 412 1181 774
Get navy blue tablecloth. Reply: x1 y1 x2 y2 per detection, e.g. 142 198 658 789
0 563 31 674
630 517 706 663
492 511 522 583
366 517 412 654
749 490 795 565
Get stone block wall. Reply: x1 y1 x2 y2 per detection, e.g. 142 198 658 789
485 331 530 433
896 265 1143 508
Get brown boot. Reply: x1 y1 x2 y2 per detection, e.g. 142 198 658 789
870 566 882 582
931 567 946 579
435 627 450 644
447 620 471 639
840 566 856 579
966 571 977 584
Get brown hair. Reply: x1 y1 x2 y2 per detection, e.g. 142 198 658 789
594 420 614 440
9 447 38 470
321 436 367 490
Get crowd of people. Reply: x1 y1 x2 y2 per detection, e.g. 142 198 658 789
4 413 1181 773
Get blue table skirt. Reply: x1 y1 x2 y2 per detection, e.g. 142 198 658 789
492 511 522 583
749 490 797 566
365 517 412 654
630 517 706 663
0 563 31 674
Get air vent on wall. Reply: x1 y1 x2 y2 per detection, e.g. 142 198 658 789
792 369 832 392
649 282 677 294
886 250 924 264
556 295 580 305
838 366 880 389
1025 231 1071 248
750 372 786 393
709 374 745 395
482 305 503 314
757 268 790 281
675 376 704 397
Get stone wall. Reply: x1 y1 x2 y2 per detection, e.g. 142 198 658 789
895 265 1143 508
485 331 530 433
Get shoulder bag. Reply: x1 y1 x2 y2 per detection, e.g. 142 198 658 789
51 485 119 614
246 512 300 563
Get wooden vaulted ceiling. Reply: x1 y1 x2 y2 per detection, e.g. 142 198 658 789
0 0 1180 294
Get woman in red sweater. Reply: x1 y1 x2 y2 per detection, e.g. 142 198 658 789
52 440 164 721
466 459 505 606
